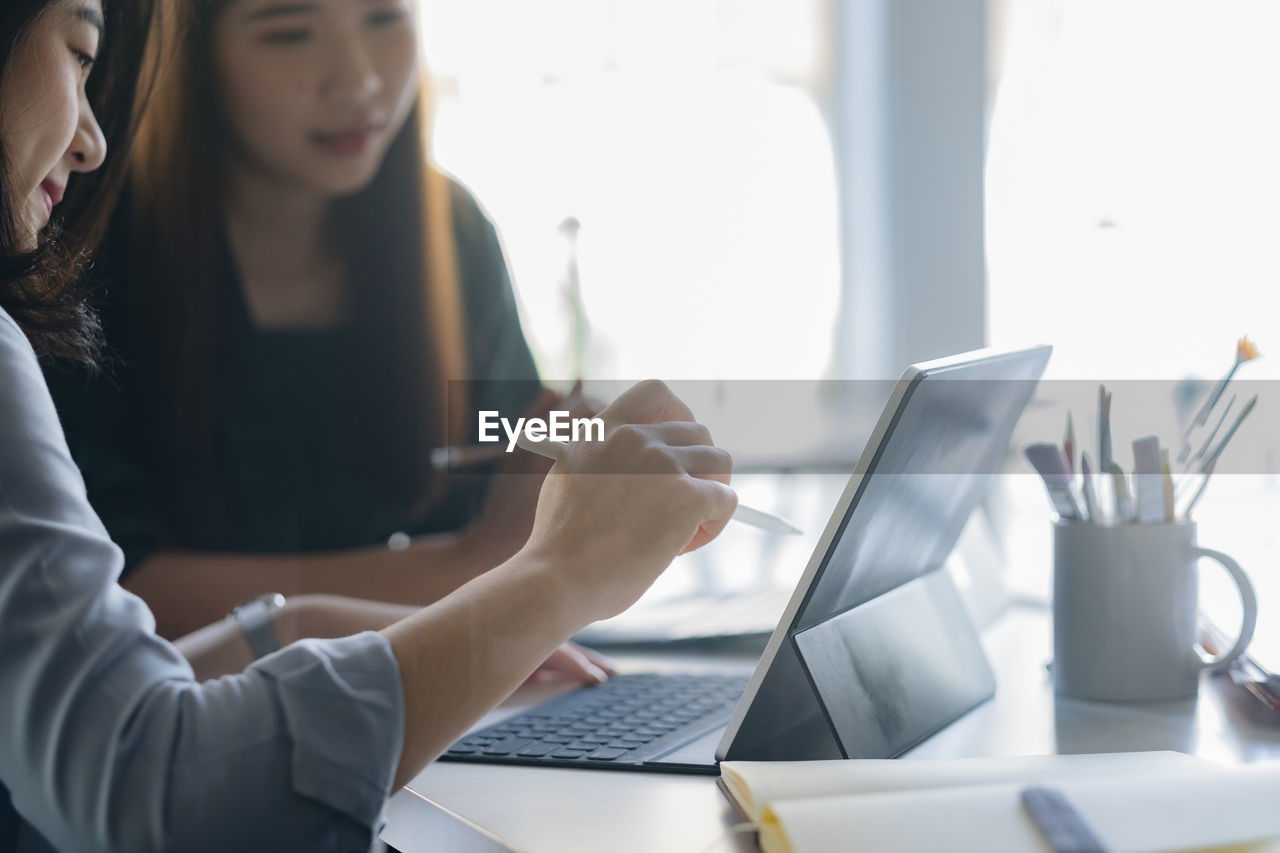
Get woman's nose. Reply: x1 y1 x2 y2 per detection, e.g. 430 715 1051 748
70 96 107 174
323 37 383 105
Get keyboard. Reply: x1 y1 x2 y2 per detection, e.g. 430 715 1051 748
439 672 749 773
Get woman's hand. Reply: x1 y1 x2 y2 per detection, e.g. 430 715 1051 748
526 641 616 686
384 381 732 784
521 380 737 622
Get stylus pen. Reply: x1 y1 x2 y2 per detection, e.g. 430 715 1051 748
515 433 802 535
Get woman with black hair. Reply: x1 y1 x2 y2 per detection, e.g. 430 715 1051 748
0 3 737 849
46 0 591 647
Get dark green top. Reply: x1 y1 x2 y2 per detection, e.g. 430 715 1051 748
47 182 540 577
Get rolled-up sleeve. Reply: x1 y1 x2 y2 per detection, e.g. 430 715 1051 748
0 310 404 853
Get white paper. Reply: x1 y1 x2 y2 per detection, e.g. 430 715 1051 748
756 764 1280 853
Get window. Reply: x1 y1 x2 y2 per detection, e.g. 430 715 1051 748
420 0 840 382
987 0 1280 381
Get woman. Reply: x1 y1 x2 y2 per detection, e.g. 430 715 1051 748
0 1 737 848
46 0 568 641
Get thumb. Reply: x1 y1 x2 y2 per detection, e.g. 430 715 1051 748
680 480 738 554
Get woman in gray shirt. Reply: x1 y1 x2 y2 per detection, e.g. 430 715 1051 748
0 2 738 850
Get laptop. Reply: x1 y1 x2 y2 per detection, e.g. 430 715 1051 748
440 344 1052 774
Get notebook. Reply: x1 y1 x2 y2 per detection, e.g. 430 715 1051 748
719 755 1280 853
718 752 1204 824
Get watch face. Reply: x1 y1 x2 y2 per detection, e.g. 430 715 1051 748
234 594 285 659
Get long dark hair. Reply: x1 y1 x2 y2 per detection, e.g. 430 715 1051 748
0 0 157 363
127 0 468 543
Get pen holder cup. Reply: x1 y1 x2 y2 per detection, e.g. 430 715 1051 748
1051 519 1257 702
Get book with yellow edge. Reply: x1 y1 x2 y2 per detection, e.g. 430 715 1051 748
719 752 1280 853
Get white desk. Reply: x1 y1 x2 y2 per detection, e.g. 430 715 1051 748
379 604 1280 853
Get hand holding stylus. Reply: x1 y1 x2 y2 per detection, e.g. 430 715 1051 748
514 431 800 535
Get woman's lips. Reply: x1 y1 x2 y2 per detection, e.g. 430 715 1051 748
310 124 380 157
37 180 63 225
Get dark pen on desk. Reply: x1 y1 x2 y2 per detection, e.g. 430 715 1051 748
1020 787 1111 853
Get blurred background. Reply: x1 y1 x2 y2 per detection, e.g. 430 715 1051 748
416 0 1280 634
420 0 1280 385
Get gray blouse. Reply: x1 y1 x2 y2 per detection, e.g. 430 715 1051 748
0 309 404 852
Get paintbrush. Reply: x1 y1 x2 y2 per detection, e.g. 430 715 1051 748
1178 336 1261 463
1180 395 1258 518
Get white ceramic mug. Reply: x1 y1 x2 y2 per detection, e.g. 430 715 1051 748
1052 519 1257 702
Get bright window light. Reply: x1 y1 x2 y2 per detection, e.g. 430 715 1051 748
987 0 1280 380
420 0 839 381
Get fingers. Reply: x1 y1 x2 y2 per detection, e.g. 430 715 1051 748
534 643 610 685
580 423 730 484
629 422 730 478
649 420 714 448
524 381 601 424
667 445 733 486
602 380 696 426
527 381 700 441
566 641 617 675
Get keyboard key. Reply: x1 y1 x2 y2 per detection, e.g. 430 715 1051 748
483 738 532 756
606 739 645 749
551 748 587 759
516 743 559 758
586 748 629 761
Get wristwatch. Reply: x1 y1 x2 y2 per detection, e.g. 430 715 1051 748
231 592 286 659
